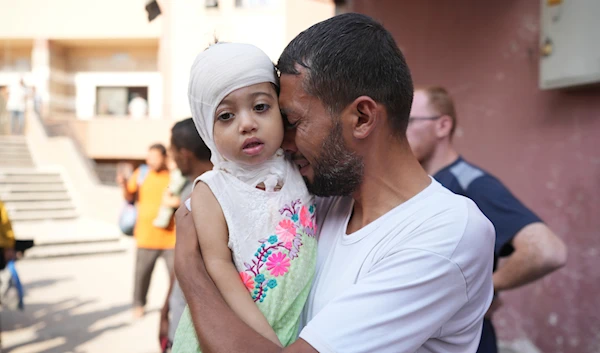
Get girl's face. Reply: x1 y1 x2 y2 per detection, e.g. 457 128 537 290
213 82 284 166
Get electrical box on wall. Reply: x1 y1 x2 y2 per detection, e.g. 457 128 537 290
539 0 600 90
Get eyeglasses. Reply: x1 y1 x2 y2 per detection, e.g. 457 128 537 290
408 116 442 123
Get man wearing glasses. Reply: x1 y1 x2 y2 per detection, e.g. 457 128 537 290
406 86 568 353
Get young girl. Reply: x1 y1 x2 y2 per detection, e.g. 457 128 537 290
172 43 317 352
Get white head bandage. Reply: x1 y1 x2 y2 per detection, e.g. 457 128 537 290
187 43 285 191
188 42 278 167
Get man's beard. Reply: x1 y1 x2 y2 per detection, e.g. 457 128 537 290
306 121 364 197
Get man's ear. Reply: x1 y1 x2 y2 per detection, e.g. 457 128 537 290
435 115 454 139
347 96 379 140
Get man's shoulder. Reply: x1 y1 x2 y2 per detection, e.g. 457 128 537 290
390 182 494 261
435 157 494 192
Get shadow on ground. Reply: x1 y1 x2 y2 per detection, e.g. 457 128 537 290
1 277 131 353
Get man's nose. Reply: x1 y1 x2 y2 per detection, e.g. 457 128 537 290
282 128 298 154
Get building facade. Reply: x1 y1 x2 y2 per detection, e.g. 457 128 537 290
0 0 335 160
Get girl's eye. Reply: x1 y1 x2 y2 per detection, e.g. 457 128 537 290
255 103 270 112
217 112 234 121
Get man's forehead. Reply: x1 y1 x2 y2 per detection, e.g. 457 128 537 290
279 73 307 113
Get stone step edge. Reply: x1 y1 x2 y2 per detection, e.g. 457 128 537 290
22 240 130 259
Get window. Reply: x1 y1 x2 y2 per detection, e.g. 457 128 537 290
96 86 148 118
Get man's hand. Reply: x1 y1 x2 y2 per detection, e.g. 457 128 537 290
174 202 208 296
116 173 127 188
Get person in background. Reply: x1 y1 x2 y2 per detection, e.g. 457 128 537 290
128 93 148 119
117 143 175 319
0 87 9 134
406 86 568 353
158 118 212 352
0 199 16 271
0 199 16 351
6 78 28 135
153 160 187 229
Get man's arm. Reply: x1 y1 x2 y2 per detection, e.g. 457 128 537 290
175 200 489 353
159 269 175 345
175 204 313 353
465 177 567 292
493 222 567 291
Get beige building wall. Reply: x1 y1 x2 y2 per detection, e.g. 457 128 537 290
66 44 158 72
70 118 172 159
0 0 161 39
286 0 335 43
160 0 335 121
48 41 73 113
1 0 336 159
0 43 31 71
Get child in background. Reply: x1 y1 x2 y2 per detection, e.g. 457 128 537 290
153 159 187 228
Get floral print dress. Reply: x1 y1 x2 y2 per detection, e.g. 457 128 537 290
172 159 317 352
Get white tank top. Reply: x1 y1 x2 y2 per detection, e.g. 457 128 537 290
193 156 316 279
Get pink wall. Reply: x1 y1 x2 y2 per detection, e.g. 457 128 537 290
351 1 600 352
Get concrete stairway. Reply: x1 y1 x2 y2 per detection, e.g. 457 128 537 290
0 135 127 258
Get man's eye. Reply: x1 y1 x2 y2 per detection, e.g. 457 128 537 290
217 113 234 121
282 113 298 130
255 104 269 112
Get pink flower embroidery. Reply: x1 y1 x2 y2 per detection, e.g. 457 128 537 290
276 219 296 242
284 241 293 250
240 272 255 291
299 206 313 228
266 252 291 277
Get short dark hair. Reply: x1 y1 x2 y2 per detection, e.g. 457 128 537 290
171 118 211 161
149 143 167 156
278 13 414 136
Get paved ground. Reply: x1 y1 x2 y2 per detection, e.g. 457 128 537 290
0 238 170 353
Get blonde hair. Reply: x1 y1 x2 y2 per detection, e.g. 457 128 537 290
419 86 457 137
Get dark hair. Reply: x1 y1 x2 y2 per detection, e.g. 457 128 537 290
171 118 211 161
149 143 167 156
277 13 414 136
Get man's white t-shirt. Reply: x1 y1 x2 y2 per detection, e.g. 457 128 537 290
299 179 495 353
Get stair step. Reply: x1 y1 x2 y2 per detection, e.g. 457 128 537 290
9 209 78 221
0 191 71 201
4 200 75 211
0 153 33 159
0 161 35 167
0 139 27 146
0 149 31 155
12 217 123 242
0 175 63 183
0 168 57 174
23 238 131 259
0 184 67 192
